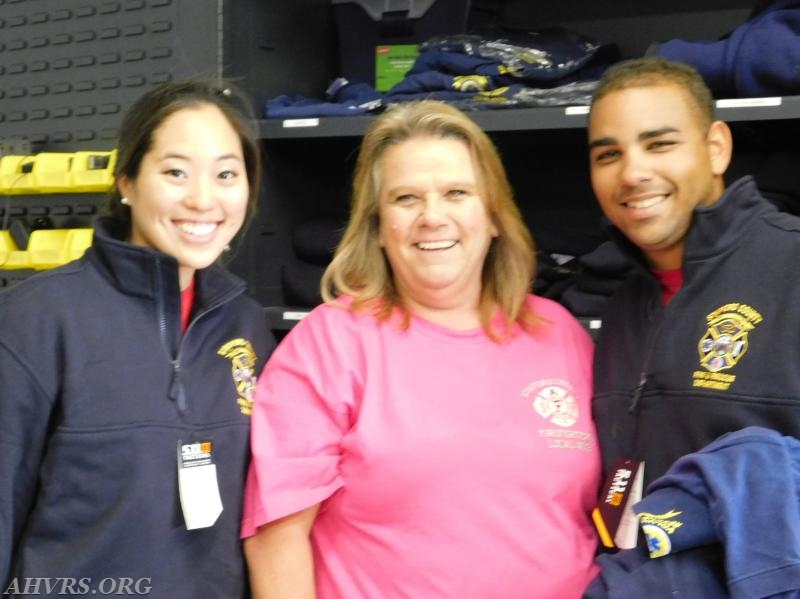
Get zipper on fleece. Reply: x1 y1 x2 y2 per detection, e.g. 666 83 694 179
168 359 188 412
155 258 188 414
628 373 647 413
625 290 669 457
628 289 667 413
164 276 245 415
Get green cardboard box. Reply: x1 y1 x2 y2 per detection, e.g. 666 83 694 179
375 44 420 92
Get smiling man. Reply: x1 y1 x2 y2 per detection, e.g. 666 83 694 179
586 57 800 494
589 71 730 273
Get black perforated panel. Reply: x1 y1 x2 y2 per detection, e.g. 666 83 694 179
0 0 221 151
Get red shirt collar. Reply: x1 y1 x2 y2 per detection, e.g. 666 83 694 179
180 278 195 332
652 268 683 305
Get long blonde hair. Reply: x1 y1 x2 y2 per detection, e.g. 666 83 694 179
321 100 540 340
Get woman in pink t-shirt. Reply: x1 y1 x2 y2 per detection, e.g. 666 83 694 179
242 100 601 598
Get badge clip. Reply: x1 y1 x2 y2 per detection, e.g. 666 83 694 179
592 457 645 549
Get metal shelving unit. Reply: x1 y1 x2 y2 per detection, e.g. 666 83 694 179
258 96 800 140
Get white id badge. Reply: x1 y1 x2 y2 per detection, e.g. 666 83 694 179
178 440 223 530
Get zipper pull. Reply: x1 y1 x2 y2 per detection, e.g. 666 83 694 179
169 360 188 413
628 373 647 413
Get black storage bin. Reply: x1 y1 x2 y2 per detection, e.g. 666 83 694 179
332 0 471 88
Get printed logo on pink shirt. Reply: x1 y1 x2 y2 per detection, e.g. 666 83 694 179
522 378 579 427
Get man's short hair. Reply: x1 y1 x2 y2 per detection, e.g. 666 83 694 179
591 57 716 131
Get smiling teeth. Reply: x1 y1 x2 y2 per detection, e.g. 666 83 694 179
417 240 457 250
626 196 666 209
178 222 217 236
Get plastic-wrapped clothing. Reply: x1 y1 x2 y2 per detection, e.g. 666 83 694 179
420 29 619 84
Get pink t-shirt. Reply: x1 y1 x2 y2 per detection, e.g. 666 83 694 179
243 295 600 598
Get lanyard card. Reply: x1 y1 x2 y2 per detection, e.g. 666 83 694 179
592 457 645 549
177 440 223 530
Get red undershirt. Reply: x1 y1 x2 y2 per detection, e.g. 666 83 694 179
180 278 195 332
652 268 683 305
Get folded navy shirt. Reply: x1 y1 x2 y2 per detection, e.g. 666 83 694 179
585 426 800 598
653 0 800 97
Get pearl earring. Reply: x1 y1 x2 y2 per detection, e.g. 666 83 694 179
120 197 130 206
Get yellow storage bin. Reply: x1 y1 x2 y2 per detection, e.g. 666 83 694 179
0 155 36 194
30 153 75 193
70 150 117 192
66 228 94 261
0 230 32 269
0 230 16 266
0 150 115 194
27 229 72 269
27 228 93 269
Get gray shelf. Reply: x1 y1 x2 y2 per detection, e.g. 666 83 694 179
258 95 800 140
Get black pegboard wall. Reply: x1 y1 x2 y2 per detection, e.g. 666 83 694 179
0 0 222 152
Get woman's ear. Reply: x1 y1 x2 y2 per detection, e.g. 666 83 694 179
117 173 131 200
707 120 733 177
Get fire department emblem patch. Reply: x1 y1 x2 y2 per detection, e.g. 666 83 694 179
698 314 750 372
693 303 762 391
217 338 258 416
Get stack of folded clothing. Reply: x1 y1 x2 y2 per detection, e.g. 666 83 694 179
726 138 800 216
534 251 578 298
651 0 800 98
539 240 635 318
264 27 620 117
280 218 344 308
265 80 384 118
388 29 618 110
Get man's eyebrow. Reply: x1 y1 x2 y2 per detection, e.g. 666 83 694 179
639 127 679 141
588 127 680 150
588 137 615 150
